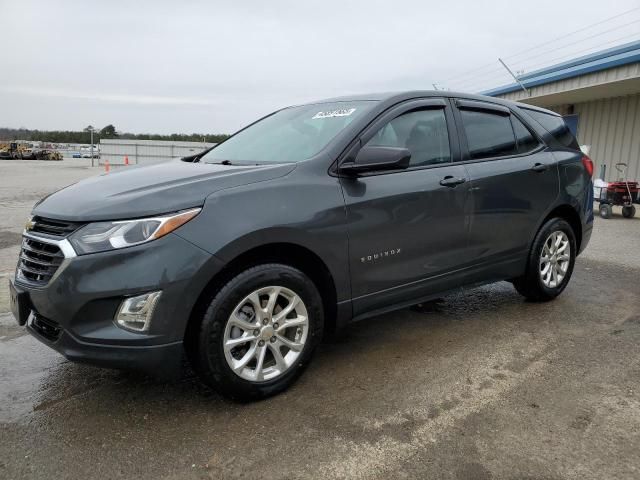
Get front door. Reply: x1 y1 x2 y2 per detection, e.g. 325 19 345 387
338 99 472 316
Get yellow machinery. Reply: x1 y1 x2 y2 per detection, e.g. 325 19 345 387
0 142 22 159
0 142 62 160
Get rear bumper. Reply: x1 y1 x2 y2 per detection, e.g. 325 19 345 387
579 223 593 255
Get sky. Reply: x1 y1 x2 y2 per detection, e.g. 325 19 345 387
1 0 639 134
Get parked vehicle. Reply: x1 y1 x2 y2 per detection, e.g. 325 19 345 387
594 163 638 218
34 149 63 161
0 142 30 159
80 146 100 158
20 148 36 160
9 91 594 400
0 142 19 159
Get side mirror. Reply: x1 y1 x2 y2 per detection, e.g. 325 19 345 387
339 146 411 174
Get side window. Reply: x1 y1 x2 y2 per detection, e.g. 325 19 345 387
365 109 451 167
511 116 540 154
460 109 516 159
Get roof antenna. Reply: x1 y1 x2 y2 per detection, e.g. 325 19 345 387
498 58 529 96
432 83 439 91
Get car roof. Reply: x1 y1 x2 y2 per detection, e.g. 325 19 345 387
302 90 559 116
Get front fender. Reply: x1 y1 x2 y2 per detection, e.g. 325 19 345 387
174 168 351 302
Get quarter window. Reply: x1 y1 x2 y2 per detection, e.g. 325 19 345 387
460 109 516 159
511 116 539 154
365 109 451 167
523 109 579 149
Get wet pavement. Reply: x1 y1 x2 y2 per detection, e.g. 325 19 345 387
1 159 640 479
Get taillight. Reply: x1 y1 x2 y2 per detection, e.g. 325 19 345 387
581 155 594 177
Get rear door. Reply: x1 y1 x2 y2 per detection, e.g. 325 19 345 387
452 99 559 265
338 98 472 316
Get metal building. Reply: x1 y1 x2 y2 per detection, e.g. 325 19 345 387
485 40 640 182
100 139 216 165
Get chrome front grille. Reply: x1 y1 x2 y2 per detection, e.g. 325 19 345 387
17 236 65 286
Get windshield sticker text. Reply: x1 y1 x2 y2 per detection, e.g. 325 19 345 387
312 108 356 120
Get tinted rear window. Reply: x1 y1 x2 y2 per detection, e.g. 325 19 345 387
523 109 579 149
460 109 516 159
511 116 540 154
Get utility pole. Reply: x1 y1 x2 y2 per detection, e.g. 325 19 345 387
89 127 95 167
498 58 529 96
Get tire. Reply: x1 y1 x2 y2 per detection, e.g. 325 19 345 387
622 205 636 218
191 264 324 401
599 204 612 219
513 218 577 302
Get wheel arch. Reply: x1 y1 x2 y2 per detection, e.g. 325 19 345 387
540 204 583 252
184 242 339 350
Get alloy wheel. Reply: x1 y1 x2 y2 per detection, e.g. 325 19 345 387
539 230 571 288
223 286 309 382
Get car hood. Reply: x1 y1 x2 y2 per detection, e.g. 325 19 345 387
33 161 296 222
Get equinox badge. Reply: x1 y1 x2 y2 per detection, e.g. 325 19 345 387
360 248 402 263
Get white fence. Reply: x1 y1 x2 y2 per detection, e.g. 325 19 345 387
99 139 216 165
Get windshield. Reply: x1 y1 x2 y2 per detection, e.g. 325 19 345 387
202 100 377 164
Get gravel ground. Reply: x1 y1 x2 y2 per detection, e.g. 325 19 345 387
0 158 639 479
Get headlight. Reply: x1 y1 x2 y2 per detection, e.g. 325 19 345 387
69 208 201 255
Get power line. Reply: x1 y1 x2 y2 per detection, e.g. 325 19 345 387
502 5 640 61
436 6 640 87
438 62 505 85
463 32 640 93
443 66 509 88
442 24 640 91
513 32 640 74
509 18 640 67
446 31 640 93
445 74 512 92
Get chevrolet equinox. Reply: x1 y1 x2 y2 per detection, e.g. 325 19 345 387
10 91 594 400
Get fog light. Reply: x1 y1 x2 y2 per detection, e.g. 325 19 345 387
115 291 162 332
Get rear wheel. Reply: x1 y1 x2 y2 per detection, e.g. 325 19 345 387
622 205 636 218
599 203 613 219
513 218 576 302
192 264 324 401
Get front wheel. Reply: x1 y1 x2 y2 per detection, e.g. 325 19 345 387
513 218 577 302
192 264 324 401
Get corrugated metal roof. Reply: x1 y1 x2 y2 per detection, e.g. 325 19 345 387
483 40 640 97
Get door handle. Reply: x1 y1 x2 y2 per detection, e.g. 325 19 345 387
440 176 466 187
531 163 549 172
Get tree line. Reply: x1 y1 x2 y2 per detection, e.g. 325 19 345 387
0 125 229 145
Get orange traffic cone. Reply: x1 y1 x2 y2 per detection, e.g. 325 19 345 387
105 159 110 173
124 155 129 166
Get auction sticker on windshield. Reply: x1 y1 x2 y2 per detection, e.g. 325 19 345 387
312 108 356 119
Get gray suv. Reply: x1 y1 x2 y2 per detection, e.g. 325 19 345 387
9 91 594 400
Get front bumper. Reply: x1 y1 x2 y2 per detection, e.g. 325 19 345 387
13 232 224 373
25 309 184 374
